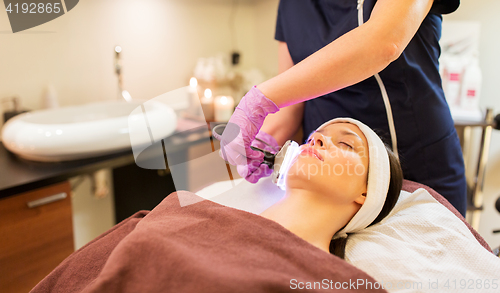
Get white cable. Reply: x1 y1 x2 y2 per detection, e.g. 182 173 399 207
357 0 399 159
357 0 364 26
374 74 399 159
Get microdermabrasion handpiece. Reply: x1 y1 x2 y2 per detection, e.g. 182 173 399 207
212 124 300 189
212 124 275 167
271 140 300 189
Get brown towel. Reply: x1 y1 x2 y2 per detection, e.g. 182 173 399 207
31 191 386 293
32 180 491 292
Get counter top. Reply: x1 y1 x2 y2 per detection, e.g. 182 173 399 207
0 118 218 199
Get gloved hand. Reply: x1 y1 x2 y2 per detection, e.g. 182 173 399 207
214 86 280 182
251 130 280 154
236 130 280 183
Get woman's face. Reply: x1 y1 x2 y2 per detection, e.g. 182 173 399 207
286 122 369 205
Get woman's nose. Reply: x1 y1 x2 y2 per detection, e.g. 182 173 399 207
308 133 325 148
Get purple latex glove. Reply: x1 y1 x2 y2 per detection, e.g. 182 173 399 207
214 86 279 182
236 130 280 183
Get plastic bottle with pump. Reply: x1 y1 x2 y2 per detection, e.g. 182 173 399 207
443 55 466 108
460 55 482 112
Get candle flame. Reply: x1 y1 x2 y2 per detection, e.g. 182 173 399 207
204 88 212 99
190 77 198 88
220 96 227 105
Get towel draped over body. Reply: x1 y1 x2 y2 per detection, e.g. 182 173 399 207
31 180 490 292
31 191 386 293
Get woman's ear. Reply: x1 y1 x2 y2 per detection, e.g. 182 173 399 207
354 193 367 205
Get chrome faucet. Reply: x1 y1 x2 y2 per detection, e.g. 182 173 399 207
114 46 132 102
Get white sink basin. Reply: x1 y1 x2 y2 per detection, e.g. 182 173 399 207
1 100 177 162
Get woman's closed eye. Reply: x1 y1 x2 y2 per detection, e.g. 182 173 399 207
339 141 354 150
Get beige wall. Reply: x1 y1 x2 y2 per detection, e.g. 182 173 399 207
253 0 280 78
0 0 264 128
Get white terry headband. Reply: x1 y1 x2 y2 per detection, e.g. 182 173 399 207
315 118 390 239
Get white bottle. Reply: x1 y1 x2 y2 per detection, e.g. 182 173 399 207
439 54 449 93
460 56 482 112
444 55 465 108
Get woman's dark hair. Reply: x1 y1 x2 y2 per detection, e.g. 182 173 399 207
329 142 404 259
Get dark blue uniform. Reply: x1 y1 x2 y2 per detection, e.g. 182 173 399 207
275 0 467 215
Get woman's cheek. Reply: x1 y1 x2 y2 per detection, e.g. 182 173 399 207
286 157 322 183
324 156 366 178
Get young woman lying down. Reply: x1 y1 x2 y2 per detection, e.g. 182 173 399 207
31 118 464 293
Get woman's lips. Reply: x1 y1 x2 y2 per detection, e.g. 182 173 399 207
300 147 323 161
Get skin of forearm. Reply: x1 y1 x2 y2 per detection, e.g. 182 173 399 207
257 0 433 108
257 22 398 108
260 103 304 145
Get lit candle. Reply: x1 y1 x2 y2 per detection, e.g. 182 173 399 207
201 88 214 121
214 95 235 122
187 77 200 116
189 77 197 87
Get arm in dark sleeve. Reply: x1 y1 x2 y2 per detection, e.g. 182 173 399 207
274 0 286 42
